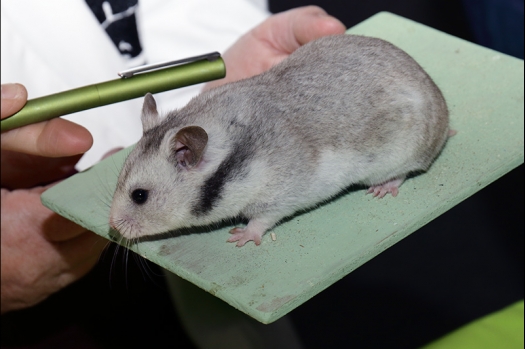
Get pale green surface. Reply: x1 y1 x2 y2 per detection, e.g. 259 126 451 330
41 12 524 324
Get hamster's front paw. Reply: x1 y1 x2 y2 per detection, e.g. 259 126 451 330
367 177 405 198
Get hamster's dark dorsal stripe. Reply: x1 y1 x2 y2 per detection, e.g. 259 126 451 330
192 141 252 216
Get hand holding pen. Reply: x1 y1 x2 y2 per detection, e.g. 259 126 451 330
1 83 93 157
1 83 105 314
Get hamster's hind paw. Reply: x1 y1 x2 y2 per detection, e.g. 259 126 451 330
228 227 263 247
367 177 405 198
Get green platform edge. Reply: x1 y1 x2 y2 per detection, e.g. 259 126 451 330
41 12 524 324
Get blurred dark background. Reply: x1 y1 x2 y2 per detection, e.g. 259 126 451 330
271 0 524 58
2 1 523 348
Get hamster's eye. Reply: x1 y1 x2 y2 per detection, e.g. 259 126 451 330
131 189 149 205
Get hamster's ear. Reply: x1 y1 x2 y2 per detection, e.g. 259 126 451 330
172 126 208 168
141 93 161 132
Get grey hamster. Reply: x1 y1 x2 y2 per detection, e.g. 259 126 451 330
109 34 450 247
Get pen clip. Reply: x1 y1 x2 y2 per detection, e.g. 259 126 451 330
118 52 221 78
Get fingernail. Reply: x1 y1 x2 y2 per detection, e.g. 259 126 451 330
1 83 23 100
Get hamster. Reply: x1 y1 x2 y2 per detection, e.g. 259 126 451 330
109 34 450 247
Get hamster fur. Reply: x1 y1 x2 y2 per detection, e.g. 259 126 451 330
109 34 450 246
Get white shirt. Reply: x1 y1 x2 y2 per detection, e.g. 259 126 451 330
1 0 269 170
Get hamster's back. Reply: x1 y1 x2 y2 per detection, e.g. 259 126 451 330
178 34 449 185
224 35 449 171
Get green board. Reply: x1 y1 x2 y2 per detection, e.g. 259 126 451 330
41 12 524 324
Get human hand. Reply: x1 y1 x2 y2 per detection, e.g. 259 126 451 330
1 83 105 314
1 149 108 314
203 6 346 90
1 83 93 157
1 148 110 314
1 83 94 188
1 182 107 314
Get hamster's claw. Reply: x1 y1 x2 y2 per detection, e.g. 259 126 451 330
367 177 405 198
228 227 263 247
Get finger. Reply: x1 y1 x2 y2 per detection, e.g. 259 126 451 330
1 118 93 157
26 185 90 242
0 187 105 311
1 83 27 119
1 151 81 189
102 147 124 159
53 231 107 288
56 252 102 290
257 6 346 55
204 7 346 92
56 230 107 266
42 213 89 242
290 6 347 47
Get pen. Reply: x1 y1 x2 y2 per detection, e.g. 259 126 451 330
1 52 226 132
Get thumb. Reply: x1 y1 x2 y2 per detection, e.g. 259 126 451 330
257 6 346 55
30 184 89 242
1 84 28 119
291 6 347 46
